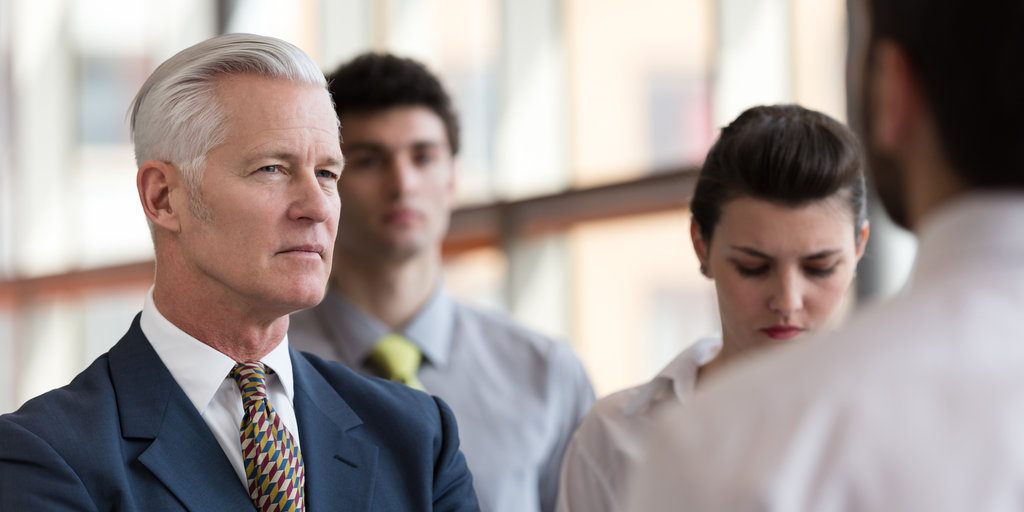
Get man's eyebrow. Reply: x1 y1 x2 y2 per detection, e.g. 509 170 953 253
343 141 444 152
343 142 386 153
321 156 344 167
244 152 343 167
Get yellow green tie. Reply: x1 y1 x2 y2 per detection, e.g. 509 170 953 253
366 334 427 392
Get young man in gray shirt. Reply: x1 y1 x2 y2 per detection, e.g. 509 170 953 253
290 52 595 512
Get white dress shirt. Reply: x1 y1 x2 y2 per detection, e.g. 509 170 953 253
140 288 300 486
626 192 1024 511
556 335 720 512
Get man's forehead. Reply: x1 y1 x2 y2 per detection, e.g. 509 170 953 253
339 106 450 152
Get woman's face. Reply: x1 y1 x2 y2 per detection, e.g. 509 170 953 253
693 196 868 360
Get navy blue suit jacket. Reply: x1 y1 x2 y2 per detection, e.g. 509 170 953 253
0 315 479 511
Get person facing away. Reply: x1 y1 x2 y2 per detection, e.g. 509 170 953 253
556 104 870 512
0 33 479 511
288 52 595 512
625 0 1024 510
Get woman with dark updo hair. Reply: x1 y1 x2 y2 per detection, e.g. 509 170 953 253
557 104 870 512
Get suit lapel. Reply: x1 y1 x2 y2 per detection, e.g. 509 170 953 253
291 350 379 511
109 317 253 511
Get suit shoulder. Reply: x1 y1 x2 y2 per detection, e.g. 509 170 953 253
1 353 117 447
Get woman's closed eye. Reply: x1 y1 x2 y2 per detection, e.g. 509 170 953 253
803 264 838 278
735 263 770 277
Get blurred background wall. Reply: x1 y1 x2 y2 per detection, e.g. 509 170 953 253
0 0 916 413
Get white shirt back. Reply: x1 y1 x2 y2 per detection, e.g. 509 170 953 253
626 192 1024 511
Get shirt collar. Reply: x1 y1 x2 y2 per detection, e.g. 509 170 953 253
321 285 455 368
623 334 722 415
403 285 455 368
910 191 1024 289
140 287 295 415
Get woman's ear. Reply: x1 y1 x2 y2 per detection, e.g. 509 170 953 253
137 160 182 233
855 220 871 260
690 219 712 278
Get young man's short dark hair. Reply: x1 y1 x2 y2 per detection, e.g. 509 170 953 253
867 0 1024 187
327 52 461 156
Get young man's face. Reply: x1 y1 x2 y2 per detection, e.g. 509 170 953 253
847 0 910 229
334 105 456 264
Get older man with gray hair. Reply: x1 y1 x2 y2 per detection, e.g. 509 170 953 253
0 33 478 511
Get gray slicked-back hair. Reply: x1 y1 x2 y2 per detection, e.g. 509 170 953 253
129 33 331 202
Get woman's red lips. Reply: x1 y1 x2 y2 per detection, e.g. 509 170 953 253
761 325 804 340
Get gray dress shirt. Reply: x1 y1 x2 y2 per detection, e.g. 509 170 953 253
289 287 596 512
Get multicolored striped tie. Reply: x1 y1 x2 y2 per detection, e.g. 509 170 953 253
230 362 305 512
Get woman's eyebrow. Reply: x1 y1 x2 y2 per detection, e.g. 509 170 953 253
803 249 842 260
729 247 843 260
729 246 771 258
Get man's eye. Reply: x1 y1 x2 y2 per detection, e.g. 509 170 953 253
317 169 339 180
348 157 380 169
258 165 280 173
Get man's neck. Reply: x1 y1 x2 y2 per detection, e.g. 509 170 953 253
331 249 442 330
903 144 968 232
151 278 289 362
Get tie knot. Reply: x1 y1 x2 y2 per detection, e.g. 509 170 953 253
231 361 271 406
366 334 425 391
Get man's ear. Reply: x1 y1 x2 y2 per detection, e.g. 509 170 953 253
870 40 921 152
137 160 182 233
690 219 711 278
446 158 458 195
442 159 458 214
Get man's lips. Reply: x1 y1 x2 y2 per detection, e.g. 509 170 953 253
278 244 325 256
760 325 805 340
382 207 418 225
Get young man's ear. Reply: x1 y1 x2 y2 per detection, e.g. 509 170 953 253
137 160 182 233
690 219 711 278
869 40 921 152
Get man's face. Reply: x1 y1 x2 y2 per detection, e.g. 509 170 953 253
334 105 455 264
847 0 910 229
175 75 343 317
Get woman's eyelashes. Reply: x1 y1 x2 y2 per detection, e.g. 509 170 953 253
731 261 840 278
734 263 769 277
803 264 838 277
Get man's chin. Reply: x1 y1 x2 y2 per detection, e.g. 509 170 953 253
372 237 429 263
275 279 331 313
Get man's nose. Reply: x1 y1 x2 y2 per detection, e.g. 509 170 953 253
289 171 336 223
